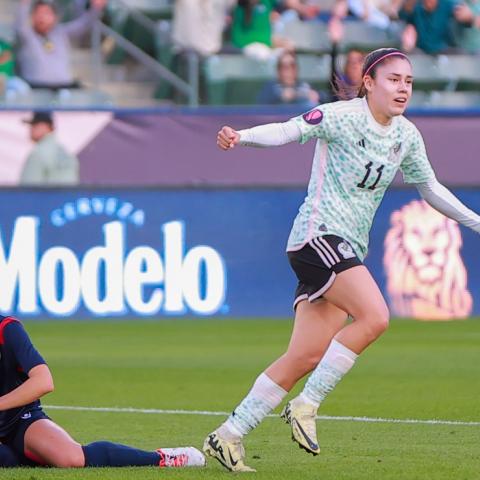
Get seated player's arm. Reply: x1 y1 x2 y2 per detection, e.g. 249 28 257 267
0 364 54 411
415 178 480 232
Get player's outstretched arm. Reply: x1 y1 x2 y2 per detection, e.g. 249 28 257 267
415 178 480 232
0 364 54 411
217 120 302 150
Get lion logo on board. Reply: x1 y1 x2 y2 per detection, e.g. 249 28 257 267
383 200 472 320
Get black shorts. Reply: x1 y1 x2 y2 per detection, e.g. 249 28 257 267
0 408 50 466
288 235 363 310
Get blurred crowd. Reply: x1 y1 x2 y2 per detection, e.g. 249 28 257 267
0 0 479 105
0 0 106 101
170 0 480 105
171 0 480 57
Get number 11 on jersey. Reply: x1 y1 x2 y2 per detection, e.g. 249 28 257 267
357 162 385 190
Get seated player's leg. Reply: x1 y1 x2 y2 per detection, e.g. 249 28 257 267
24 418 205 468
0 444 21 467
24 419 85 467
83 442 205 468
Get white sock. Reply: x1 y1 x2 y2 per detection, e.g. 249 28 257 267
301 339 358 409
221 373 287 438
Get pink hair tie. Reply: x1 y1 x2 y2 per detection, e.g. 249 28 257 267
363 51 409 78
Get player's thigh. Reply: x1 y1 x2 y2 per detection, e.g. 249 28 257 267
323 265 389 323
24 419 85 467
285 299 348 363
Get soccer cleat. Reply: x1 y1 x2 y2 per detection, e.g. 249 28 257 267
281 397 320 455
157 447 206 467
203 430 256 472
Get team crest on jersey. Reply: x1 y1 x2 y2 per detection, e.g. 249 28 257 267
389 142 403 163
338 241 356 259
302 109 323 125
21 412 32 420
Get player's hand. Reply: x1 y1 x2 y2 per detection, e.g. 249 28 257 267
401 24 417 52
328 16 344 44
217 126 240 151
91 0 108 11
454 3 473 23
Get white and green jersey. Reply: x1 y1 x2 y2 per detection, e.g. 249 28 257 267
287 96 435 260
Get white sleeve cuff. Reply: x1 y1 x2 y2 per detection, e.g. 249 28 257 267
415 178 480 233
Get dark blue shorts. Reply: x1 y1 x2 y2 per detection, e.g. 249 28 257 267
1 408 50 466
288 235 363 310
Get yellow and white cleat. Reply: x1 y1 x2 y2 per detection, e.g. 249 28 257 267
203 430 256 472
281 397 320 455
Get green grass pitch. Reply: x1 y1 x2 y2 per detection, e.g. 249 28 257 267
2 318 480 479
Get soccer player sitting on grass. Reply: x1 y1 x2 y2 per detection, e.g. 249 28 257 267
0 315 205 469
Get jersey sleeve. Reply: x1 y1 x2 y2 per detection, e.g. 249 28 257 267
399 126 436 184
291 102 339 145
3 321 46 374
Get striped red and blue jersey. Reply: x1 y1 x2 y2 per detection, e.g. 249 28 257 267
0 315 46 437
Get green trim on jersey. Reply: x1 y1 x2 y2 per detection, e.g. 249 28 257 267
287 97 435 260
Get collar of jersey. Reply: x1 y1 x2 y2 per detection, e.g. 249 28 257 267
361 96 397 136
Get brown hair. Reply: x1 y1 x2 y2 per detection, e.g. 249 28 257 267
32 0 58 13
333 48 410 101
238 0 257 27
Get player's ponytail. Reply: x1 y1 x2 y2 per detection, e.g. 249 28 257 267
331 72 359 101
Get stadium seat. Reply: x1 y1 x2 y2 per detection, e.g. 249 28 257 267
296 54 331 91
409 54 446 91
204 54 276 105
4 89 56 107
120 0 172 14
282 21 331 53
436 55 480 91
282 20 399 54
406 90 429 108
339 21 400 51
55 89 114 107
425 91 480 108
204 54 331 105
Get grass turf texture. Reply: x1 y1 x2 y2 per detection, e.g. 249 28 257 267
2 318 479 479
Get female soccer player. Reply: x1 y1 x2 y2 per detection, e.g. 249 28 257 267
0 315 205 469
203 48 480 472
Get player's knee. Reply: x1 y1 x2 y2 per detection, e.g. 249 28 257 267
367 304 390 338
53 449 85 468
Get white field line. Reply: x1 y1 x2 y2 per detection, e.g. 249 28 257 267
44 405 480 427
